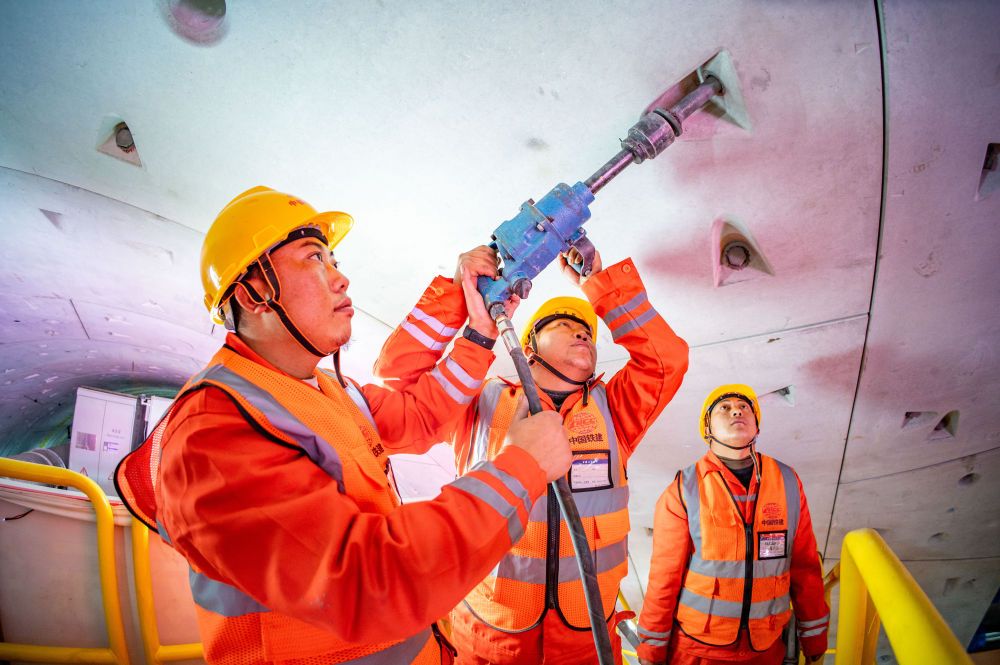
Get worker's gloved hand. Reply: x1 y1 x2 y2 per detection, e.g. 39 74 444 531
805 654 825 663
559 247 602 287
638 658 662 665
455 245 519 338
503 403 571 482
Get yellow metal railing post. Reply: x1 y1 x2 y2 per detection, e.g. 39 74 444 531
130 517 204 664
617 590 639 660
834 528 973 665
0 458 130 665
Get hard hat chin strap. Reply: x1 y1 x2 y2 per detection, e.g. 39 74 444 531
525 328 594 403
707 433 763 486
705 433 756 451
237 253 332 358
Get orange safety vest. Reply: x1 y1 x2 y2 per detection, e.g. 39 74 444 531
675 454 800 650
116 346 447 665
458 379 629 632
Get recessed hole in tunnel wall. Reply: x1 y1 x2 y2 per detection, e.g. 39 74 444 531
958 472 979 486
901 410 938 429
710 217 774 288
928 410 959 440
760 385 795 407
977 143 999 200
96 121 142 167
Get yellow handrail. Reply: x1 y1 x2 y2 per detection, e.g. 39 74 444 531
0 458 130 665
130 518 204 664
834 528 973 665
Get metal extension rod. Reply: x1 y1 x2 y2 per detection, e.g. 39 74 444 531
585 75 722 195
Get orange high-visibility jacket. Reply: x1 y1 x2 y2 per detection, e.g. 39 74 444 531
116 326 548 665
374 259 689 632
636 452 830 663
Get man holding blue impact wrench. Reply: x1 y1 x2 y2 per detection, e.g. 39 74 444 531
375 241 689 664
377 68 727 664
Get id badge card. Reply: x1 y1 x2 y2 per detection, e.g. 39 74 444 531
758 530 787 559
569 450 613 492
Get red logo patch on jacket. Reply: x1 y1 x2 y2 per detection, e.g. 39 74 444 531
569 412 599 435
762 502 784 524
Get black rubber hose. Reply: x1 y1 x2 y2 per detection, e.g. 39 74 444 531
492 305 614 665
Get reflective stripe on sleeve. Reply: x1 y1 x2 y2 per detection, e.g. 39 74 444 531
603 292 659 341
800 625 829 637
610 306 658 341
798 614 830 629
637 625 671 647
799 613 830 636
451 466 527 544
475 459 533 515
401 321 448 351
430 365 475 404
603 292 648 324
409 307 460 338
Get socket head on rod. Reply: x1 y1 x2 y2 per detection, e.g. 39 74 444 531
621 110 680 163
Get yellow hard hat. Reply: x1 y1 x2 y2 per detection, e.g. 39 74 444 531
519 296 598 349
700 384 761 443
201 186 354 324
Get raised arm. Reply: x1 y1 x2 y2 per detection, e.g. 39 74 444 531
580 257 689 457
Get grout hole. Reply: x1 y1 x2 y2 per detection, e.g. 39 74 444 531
97 119 142 167
901 411 937 429
977 143 999 200
928 410 959 440
958 472 979 487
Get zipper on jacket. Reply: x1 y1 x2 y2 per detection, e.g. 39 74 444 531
545 485 559 608
740 521 753 630
718 470 756 633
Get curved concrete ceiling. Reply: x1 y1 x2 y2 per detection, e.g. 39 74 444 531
1 1 998 660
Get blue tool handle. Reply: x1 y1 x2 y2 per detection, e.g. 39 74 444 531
478 181 595 308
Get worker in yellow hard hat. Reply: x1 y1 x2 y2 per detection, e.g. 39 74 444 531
636 384 829 665
375 243 691 665
117 186 574 665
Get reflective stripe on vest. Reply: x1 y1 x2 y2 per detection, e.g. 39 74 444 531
319 369 377 428
463 380 629 631
200 364 354 490
152 355 434 664
677 455 799 648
